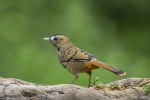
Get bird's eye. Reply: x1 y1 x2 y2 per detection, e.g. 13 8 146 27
54 37 58 41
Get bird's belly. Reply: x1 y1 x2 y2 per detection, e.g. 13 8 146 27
60 62 86 75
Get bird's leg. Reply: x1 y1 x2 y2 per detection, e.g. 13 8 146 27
71 74 79 84
87 71 92 88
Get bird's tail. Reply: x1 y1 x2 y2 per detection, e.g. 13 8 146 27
92 61 126 76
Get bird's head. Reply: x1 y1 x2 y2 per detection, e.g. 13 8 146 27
43 34 70 50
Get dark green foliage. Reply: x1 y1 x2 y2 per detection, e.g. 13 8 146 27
109 83 123 90
90 77 101 86
0 0 150 87
142 84 150 94
90 77 105 89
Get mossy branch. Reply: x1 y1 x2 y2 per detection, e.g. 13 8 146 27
0 77 150 100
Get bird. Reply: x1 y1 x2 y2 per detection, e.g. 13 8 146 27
43 34 126 87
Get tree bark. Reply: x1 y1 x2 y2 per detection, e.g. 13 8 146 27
0 77 149 100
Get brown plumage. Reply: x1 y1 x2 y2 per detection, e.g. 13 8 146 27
43 34 126 87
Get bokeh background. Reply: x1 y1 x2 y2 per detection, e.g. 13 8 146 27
0 0 150 87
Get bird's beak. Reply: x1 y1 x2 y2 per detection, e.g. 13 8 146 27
43 37 50 41
43 37 55 45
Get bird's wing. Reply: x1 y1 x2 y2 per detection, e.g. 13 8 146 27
69 48 97 62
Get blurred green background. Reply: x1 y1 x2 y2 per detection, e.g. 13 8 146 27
0 0 150 87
